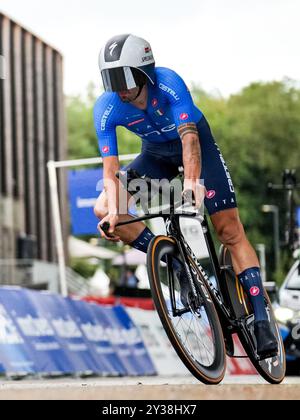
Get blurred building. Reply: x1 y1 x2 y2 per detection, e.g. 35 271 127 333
0 12 67 287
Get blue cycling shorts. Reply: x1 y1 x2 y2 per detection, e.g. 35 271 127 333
124 116 237 216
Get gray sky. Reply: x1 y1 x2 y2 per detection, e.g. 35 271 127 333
1 0 299 97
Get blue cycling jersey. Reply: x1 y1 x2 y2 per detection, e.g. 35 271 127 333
94 67 203 157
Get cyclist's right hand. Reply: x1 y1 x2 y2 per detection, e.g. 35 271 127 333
98 214 121 242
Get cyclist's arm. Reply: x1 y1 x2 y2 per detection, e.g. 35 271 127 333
94 97 121 217
159 69 202 180
102 156 120 216
180 126 203 207
160 68 203 204
179 124 201 182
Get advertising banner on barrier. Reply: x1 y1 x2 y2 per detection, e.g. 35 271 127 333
113 306 156 376
0 290 36 376
66 299 124 376
68 168 103 235
24 291 100 376
0 287 157 377
87 304 156 376
89 304 138 376
0 287 74 375
127 307 190 376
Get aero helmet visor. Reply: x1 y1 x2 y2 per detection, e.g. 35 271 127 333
101 67 137 92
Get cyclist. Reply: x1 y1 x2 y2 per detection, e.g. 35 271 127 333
93 34 277 358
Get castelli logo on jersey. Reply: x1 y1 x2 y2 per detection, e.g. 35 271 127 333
250 286 260 297
206 190 216 200
180 113 189 121
102 146 110 154
152 98 158 107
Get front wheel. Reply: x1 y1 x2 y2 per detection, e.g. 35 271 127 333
147 235 226 385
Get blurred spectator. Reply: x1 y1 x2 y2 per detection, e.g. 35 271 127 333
120 269 139 289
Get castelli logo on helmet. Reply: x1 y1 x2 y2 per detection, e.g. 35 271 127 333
102 146 110 154
180 113 189 121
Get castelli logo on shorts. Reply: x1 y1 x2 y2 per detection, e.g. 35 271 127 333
206 190 216 200
102 146 110 154
250 286 260 297
152 98 158 107
180 113 189 121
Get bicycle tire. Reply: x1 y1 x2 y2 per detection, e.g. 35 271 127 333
147 235 226 385
220 246 286 384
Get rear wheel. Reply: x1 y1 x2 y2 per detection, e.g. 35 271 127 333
220 245 286 384
148 235 226 385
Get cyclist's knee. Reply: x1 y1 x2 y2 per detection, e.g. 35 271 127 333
94 206 108 220
216 219 244 248
94 192 108 219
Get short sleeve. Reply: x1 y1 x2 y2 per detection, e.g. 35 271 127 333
157 68 202 128
93 96 118 157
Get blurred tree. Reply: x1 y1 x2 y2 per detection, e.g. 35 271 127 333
70 257 98 279
192 79 300 282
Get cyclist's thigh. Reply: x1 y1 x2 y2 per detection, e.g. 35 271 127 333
198 117 238 215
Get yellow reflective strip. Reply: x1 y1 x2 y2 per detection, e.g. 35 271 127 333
236 276 243 304
240 285 249 315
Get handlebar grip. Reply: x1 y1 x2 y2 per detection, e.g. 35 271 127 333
100 222 115 238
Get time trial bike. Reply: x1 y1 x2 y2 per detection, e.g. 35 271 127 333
101 168 286 385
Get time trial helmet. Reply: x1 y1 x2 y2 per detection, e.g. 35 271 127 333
99 34 155 92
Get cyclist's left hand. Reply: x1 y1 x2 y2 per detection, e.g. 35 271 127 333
97 213 120 242
183 179 206 209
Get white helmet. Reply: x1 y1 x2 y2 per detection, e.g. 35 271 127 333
99 34 155 92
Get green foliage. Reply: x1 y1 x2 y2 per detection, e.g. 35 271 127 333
70 258 98 279
116 126 141 156
66 84 99 161
192 79 300 281
66 78 300 283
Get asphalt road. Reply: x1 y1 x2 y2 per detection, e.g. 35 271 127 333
0 375 300 400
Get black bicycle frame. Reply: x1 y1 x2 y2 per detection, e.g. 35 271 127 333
113 186 236 327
